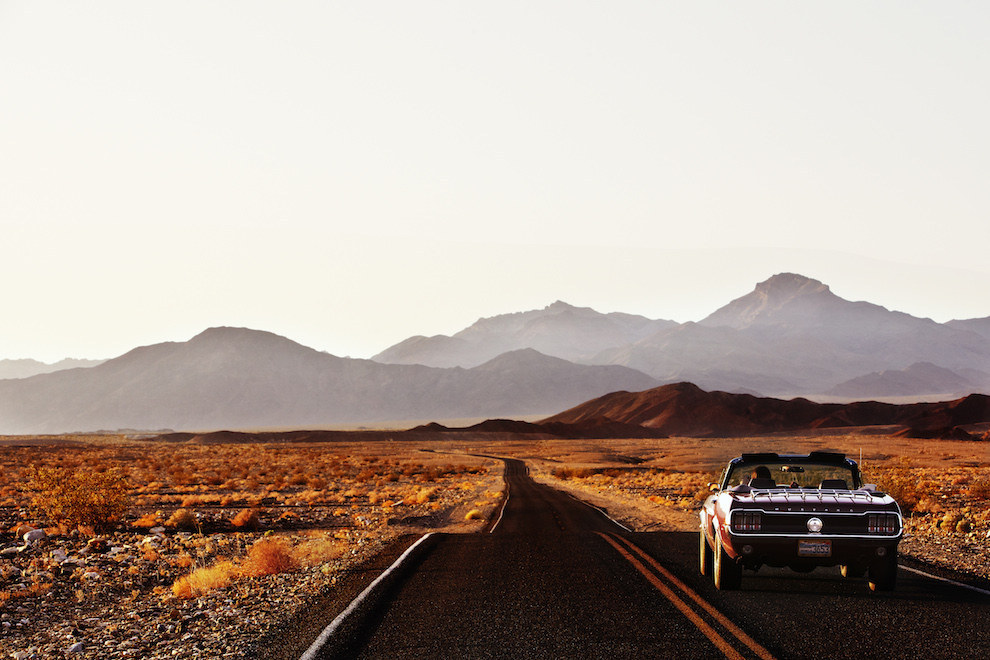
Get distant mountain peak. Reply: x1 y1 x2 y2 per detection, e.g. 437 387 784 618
755 273 829 297
545 300 585 312
700 273 838 329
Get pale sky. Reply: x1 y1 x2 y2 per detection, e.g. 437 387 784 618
2 2 989 362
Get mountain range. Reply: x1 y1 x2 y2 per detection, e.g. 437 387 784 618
0 358 104 380
0 328 656 434
2 272 990 433
375 273 990 399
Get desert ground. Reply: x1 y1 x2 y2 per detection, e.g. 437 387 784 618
1 431 988 658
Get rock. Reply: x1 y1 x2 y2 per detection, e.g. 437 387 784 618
0 545 19 556
13 524 35 537
22 528 46 544
51 548 68 563
66 642 85 653
150 526 167 535
86 538 108 553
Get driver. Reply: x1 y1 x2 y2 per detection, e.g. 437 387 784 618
750 465 772 482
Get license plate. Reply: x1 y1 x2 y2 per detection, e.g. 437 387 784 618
798 539 832 557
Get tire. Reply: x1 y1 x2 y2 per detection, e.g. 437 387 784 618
713 537 742 590
700 527 714 576
868 553 897 592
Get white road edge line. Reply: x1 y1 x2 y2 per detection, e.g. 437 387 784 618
298 532 435 660
566 492 632 532
489 483 510 533
901 565 990 597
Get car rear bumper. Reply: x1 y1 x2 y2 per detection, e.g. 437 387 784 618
724 534 901 568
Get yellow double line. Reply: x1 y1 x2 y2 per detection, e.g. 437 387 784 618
597 532 776 660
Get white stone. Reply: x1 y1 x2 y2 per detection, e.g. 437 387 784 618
51 549 68 563
66 642 85 654
22 528 46 544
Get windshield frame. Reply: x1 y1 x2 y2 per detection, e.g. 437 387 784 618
720 455 861 490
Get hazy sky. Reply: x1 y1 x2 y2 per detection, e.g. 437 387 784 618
2 2 989 362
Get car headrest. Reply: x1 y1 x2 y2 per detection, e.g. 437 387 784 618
819 479 848 490
748 478 776 489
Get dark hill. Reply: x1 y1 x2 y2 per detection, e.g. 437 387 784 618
543 382 990 438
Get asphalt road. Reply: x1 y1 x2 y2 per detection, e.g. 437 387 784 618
291 458 990 660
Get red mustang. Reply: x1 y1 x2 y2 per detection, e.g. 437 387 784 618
700 451 902 591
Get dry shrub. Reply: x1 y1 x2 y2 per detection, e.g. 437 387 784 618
133 512 163 528
292 538 343 567
914 497 943 514
552 467 596 480
26 465 129 532
969 480 990 499
873 472 923 512
231 508 260 530
405 487 435 505
242 538 299 577
171 560 239 598
167 508 198 530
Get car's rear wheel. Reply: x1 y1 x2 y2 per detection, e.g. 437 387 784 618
713 536 742 590
868 553 897 592
699 527 714 576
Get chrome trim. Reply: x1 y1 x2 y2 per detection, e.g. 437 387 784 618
726 531 903 540
726 508 903 539
729 508 902 523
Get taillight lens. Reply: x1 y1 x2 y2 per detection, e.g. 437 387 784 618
868 513 899 534
732 511 762 532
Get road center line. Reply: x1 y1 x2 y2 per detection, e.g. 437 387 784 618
299 532 434 660
597 532 746 660
611 534 776 660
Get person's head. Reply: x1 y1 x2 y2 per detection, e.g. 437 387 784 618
751 465 771 480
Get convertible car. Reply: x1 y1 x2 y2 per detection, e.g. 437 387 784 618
700 451 903 591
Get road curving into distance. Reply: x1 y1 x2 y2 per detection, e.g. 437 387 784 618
284 458 990 659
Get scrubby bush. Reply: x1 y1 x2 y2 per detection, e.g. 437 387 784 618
133 511 163 528
551 467 596 480
26 465 129 532
171 560 239 598
167 508 198 530
231 508 260 530
242 538 298 576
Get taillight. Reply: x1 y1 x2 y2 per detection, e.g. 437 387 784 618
868 513 899 534
732 511 762 532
